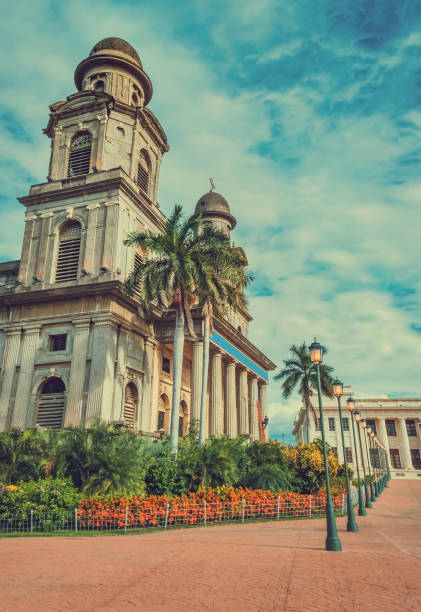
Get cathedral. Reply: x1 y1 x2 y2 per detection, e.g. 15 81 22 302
0 38 275 440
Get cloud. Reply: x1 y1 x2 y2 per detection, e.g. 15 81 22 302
1 0 421 443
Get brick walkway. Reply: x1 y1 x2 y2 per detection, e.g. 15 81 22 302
1 480 420 611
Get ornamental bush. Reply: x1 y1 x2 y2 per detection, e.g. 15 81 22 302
0 477 80 531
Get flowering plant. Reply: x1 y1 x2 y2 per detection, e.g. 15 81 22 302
77 486 345 529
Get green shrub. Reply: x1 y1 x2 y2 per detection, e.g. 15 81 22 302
0 477 80 530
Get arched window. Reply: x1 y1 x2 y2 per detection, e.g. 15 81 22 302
179 400 188 438
94 80 105 92
137 149 151 194
67 132 92 177
124 383 138 428
36 377 66 430
158 393 169 431
55 220 81 283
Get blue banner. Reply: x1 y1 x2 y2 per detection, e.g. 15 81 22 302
210 330 269 381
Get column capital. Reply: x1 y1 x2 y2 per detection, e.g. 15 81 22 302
224 356 236 366
22 324 41 334
5 327 22 337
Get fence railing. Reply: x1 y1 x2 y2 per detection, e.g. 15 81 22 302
0 488 359 534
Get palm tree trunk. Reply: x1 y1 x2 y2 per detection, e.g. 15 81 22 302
199 315 210 444
169 307 185 453
305 406 311 444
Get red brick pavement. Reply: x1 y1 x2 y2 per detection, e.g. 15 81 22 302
1 480 420 611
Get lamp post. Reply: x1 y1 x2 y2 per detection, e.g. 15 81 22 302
333 380 358 532
347 397 366 516
309 340 342 551
361 419 376 502
353 410 372 509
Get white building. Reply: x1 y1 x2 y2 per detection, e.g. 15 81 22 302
292 386 421 479
0 38 275 438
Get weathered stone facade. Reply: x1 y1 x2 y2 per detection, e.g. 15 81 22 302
0 38 275 439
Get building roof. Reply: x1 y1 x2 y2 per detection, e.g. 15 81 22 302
89 37 142 67
195 190 237 229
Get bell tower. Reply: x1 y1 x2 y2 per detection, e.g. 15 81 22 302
17 37 169 290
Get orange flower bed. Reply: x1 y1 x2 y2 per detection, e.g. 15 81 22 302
78 487 345 530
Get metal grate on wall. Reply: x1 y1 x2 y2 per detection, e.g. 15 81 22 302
67 133 92 177
56 224 81 283
124 384 138 428
36 394 65 430
137 163 149 193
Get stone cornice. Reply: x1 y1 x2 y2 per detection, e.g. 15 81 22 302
18 168 166 231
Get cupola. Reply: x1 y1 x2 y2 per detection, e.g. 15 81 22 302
74 37 153 107
195 181 236 236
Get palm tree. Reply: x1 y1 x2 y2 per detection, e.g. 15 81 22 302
196 246 252 443
0 429 45 484
124 205 233 452
54 421 146 496
274 343 334 443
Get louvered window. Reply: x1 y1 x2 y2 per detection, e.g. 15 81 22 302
36 377 65 430
137 163 149 193
124 383 138 428
133 250 144 296
67 132 92 177
56 222 81 283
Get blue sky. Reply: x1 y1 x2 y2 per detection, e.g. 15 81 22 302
1 0 421 443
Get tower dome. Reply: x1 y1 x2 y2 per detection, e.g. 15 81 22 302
195 184 236 235
74 37 153 106
89 37 142 66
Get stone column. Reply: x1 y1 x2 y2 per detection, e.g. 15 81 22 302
0 329 21 429
102 201 118 271
140 339 154 432
225 360 237 437
64 321 91 426
397 417 413 469
12 326 40 429
36 213 53 281
209 351 222 436
258 382 268 438
83 204 100 273
190 341 203 422
376 417 392 469
111 327 128 423
238 368 249 435
85 321 117 423
249 376 259 440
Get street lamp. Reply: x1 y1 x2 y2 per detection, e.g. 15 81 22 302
333 380 358 532
309 340 342 551
353 410 372 509
346 397 366 516
361 419 376 502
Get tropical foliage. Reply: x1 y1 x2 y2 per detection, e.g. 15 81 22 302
124 205 251 450
0 423 348 501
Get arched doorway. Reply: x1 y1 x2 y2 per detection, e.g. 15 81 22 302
158 393 170 432
179 400 188 438
36 377 66 430
124 383 138 428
